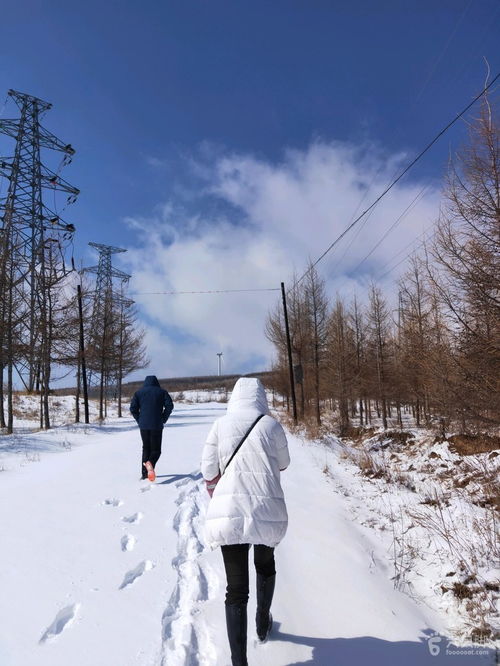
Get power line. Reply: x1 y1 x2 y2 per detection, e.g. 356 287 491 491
376 224 432 273
335 0 475 274
294 72 500 288
133 287 280 295
332 148 429 274
377 227 436 280
334 202 377 270
415 0 474 102
349 182 431 275
328 21 494 278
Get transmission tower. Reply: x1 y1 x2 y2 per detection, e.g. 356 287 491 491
83 242 133 333
0 89 78 428
82 243 133 419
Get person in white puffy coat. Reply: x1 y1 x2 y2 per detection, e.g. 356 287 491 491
201 377 290 666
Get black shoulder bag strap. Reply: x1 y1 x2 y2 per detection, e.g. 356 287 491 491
222 414 265 475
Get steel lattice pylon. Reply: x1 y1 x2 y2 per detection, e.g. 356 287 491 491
83 242 132 339
0 89 79 397
82 242 133 418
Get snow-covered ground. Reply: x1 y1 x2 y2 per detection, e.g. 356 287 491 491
0 399 497 665
329 429 500 641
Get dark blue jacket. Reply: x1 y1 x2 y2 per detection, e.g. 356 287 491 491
130 376 174 430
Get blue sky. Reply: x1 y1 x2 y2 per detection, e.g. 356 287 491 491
1 1 499 379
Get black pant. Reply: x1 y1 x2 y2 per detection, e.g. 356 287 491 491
140 429 163 476
221 544 275 606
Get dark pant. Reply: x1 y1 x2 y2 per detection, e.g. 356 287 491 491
221 544 275 606
140 429 163 477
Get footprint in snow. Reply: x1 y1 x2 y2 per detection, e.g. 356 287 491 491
160 484 217 665
121 534 137 552
119 560 154 589
39 603 80 644
121 512 143 524
102 498 123 507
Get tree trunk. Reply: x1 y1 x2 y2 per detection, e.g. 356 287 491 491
0 363 5 429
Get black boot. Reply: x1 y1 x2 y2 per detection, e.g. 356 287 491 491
225 603 248 666
256 573 275 642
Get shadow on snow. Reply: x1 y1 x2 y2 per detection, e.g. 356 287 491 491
272 624 496 665
155 472 203 485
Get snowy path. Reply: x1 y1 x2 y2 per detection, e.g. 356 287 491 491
0 404 495 665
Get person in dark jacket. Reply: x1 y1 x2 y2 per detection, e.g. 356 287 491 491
130 375 174 481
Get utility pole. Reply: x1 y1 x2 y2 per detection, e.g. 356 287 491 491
281 282 297 424
217 352 223 377
0 89 78 431
77 284 90 424
82 243 133 420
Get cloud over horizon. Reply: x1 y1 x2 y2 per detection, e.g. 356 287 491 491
122 139 440 380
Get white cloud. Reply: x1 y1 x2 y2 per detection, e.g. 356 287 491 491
145 155 168 168
122 140 440 379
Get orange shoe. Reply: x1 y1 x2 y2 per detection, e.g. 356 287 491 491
143 461 156 482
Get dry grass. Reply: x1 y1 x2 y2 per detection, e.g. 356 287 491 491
450 581 475 600
334 426 500 644
290 414 499 643
377 430 416 446
341 444 419 492
9 392 72 423
409 499 499 642
322 464 333 478
390 470 416 492
447 434 500 456
342 425 376 442
275 412 332 441
420 492 449 508
11 395 39 421
357 451 385 478
276 410 300 434
453 458 500 512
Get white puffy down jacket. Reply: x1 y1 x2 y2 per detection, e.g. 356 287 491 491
201 377 290 550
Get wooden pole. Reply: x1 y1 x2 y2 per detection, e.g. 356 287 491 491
281 282 297 425
77 284 90 424
75 358 80 423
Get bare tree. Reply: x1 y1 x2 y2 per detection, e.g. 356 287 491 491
304 264 329 425
349 295 367 427
367 284 391 430
398 256 432 426
263 96 498 436
113 304 149 417
327 297 352 434
429 99 500 428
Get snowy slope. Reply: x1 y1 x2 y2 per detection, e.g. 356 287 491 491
0 404 496 665
2 393 114 432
